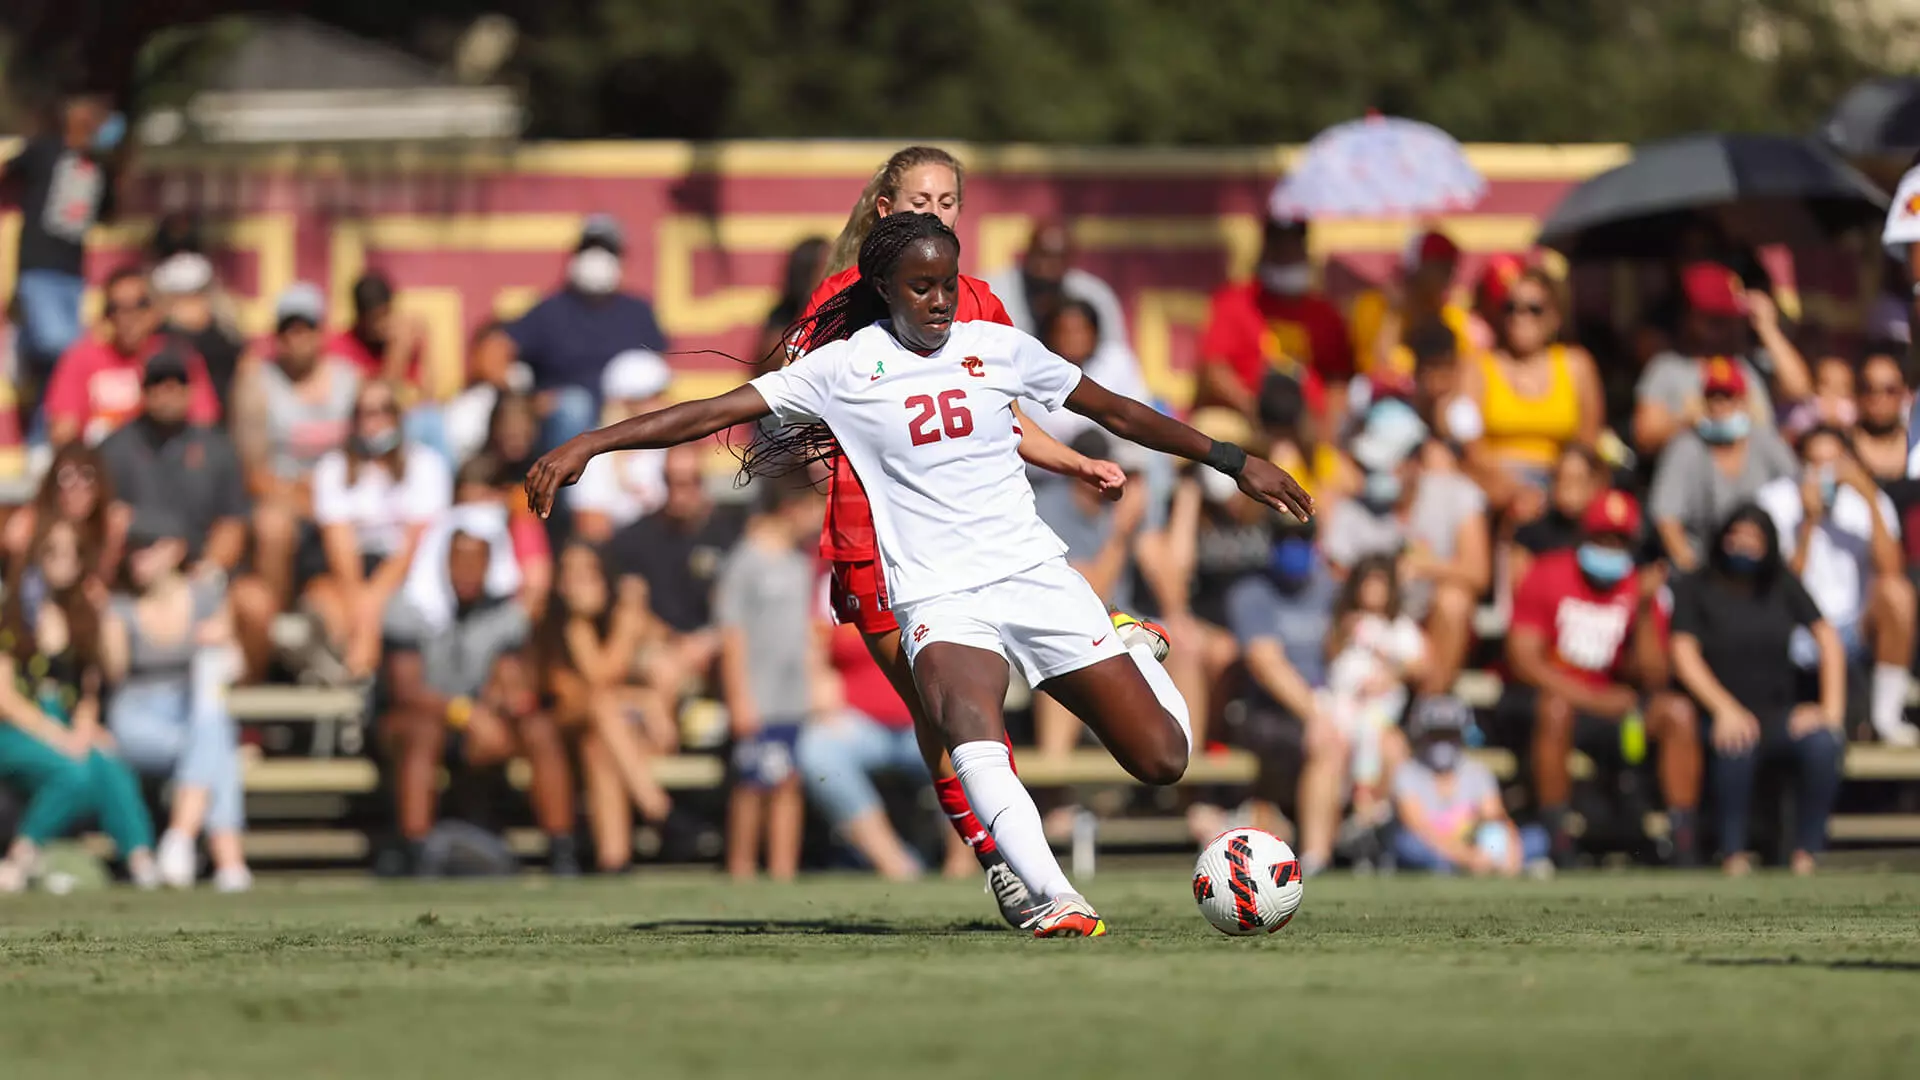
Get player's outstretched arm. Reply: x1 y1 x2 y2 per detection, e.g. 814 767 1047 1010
525 385 773 519
1063 376 1314 522
1010 402 1125 499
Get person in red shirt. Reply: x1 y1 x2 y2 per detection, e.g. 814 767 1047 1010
1196 216 1345 421
1505 490 1701 864
326 271 428 388
44 267 220 447
791 146 1132 926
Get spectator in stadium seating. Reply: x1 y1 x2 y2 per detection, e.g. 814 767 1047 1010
1392 694 1548 876
477 389 543 489
986 216 1130 353
380 526 578 876
1321 399 1487 695
1 441 120 583
327 272 428 390
1778 353 1857 444
1508 444 1606 596
1 93 122 399
1349 229 1471 380
1670 506 1845 875
1031 299 1152 439
306 379 452 679
1196 216 1345 421
97 350 249 577
1323 553 1427 842
1139 409 1275 760
103 513 250 891
715 480 824 881
1461 268 1603 514
603 444 747 732
45 269 221 447
454 456 552 620
1755 427 1916 747
1649 358 1798 572
752 237 830 374
1632 262 1810 459
471 215 668 454
439 320 516 468
1853 347 1912 484
1505 491 1701 866
227 283 360 678
151 243 244 414
540 542 681 873
0 520 157 891
1464 253 1526 354
1257 371 1353 505
1223 520 1341 874
570 351 673 544
1406 319 1484 455
799 615 972 880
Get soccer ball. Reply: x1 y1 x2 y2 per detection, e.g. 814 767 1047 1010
1192 828 1304 936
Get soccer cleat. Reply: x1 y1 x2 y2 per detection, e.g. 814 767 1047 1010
1020 893 1108 938
1109 609 1171 662
980 851 1034 930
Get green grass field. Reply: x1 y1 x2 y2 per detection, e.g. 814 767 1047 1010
3 870 1918 1079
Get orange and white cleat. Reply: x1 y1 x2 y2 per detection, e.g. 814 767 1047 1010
1109 609 1171 663
1021 893 1108 938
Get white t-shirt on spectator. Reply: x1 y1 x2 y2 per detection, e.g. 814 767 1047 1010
1883 165 1920 258
1755 476 1901 635
312 444 453 558
570 448 668 528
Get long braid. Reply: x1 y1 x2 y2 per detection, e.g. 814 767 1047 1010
737 213 961 479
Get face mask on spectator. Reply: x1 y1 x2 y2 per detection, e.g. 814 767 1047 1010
1360 470 1401 510
1258 262 1313 297
1695 412 1750 445
1268 537 1316 589
568 248 622 295
1575 542 1632 586
1198 466 1240 503
1419 739 1461 772
1724 551 1762 576
354 428 402 457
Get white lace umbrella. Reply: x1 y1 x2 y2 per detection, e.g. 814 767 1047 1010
1269 115 1486 220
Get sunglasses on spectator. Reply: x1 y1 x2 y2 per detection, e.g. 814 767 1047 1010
1503 300 1549 317
355 402 399 419
55 465 97 489
1860 382 1904 397
108 297 153 315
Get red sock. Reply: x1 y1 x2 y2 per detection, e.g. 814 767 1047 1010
934 774 997 854
1003 730 1017 776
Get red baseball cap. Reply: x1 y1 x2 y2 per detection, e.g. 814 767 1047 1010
1581 489 1642 539
1404 228 1460 270
1701 356 1748 397
1681 262 1748 318
1475 253 1527 311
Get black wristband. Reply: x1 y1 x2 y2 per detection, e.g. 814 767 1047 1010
1202 439 1248 478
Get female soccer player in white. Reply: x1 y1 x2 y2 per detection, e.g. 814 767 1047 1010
527 213 1313 937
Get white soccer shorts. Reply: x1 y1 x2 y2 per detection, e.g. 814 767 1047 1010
894 556 1127 686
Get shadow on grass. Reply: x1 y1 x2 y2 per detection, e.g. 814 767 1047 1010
626 918 1005 936
1690 957 1920 973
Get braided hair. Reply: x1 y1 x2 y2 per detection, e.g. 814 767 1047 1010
739 212 961 478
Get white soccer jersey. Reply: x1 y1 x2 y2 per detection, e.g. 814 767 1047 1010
750 320 1084 606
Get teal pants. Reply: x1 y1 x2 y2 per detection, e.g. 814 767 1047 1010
0 725 155 854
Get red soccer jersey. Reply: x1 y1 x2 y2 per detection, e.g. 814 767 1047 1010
44 335 221 445
1509 549 1668 688
1199 281 1344 411
797 266 1013 562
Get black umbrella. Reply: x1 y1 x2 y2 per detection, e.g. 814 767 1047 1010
1537 133 1887 259
1820 77 1920 160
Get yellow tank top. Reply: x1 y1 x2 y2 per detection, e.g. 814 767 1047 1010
1477 345 1580 469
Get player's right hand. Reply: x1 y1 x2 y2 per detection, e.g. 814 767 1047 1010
525 437 595 519
1235 456 1314 522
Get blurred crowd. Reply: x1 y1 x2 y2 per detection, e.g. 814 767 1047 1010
2 109 1918 891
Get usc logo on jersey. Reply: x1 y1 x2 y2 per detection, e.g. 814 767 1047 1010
960 357 985 378
912 624 930 643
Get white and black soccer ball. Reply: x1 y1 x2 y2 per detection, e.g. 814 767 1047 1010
1193 828 1304 936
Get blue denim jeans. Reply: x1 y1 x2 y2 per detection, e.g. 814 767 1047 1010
1712 726 1843 858
13 268 85 373
796 712 930 826
540 385 600 454
107 655 245 834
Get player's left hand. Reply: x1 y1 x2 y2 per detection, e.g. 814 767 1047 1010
525 436 595 519
1236 456 1315 522
1076 457 1126 501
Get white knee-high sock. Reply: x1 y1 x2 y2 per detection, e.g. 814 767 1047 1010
949 740 1073 901
1871 663 1916 742
1129 642 1192 751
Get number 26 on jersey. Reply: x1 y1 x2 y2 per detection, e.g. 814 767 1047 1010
905 389 973 446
